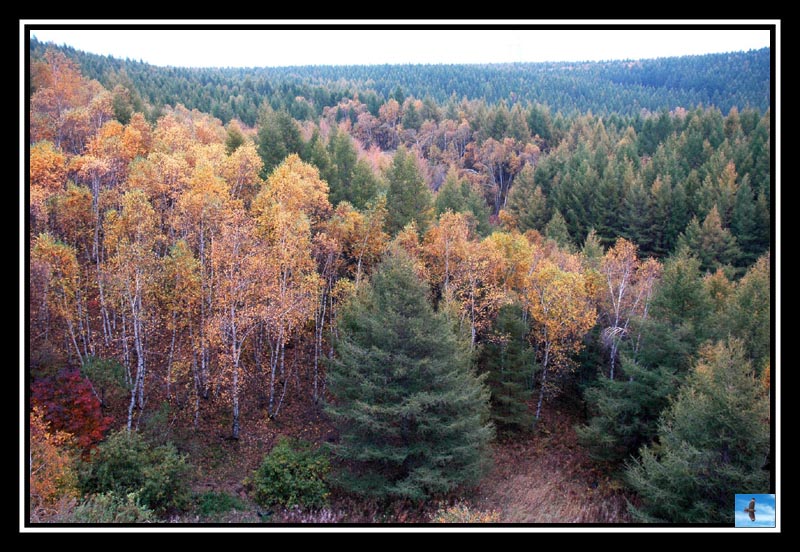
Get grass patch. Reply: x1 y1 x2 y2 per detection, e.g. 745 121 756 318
195 491 249 518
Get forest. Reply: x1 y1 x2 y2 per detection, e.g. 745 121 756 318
27 43 772 525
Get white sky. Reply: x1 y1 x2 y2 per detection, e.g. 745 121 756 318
29 26 771 68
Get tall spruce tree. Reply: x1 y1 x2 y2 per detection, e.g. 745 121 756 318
326 127 358 205
636 246 712 373
730 176 761 267
257 107 302 177
326 250 493 500
385 146 433 236
434 168 491 236
576 356 678 464
626 339 770 523
678 206 740 273
723 254 771 370
545 210 573 250
505 165 550 233
479 303 535 434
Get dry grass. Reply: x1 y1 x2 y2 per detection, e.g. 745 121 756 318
470 404 633 523
170 396 633 524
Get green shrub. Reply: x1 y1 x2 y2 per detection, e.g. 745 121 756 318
79 429 190 515
71 491 154 523
251 437 330 509
80 356 129 405
196 491 249 517
139 440 191 513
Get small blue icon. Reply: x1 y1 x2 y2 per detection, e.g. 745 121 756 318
735 494 775 527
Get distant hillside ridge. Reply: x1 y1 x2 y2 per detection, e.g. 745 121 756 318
30 38 770 126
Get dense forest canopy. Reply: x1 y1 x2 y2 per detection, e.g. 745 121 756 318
27 40 773 525
31 38 770 126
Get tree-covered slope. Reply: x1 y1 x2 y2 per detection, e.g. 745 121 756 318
30 38 770 126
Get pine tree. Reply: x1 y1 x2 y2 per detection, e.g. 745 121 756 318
505 165 549 233
626 339 770 523
225 121 246 154
257 107 302 177
636 247 712 374
623 177 652 255
527 103 553 144
326 250 494 500
731 176 760 267
348 160 381 210
434 168 491 236
594 160 626 246
753 191 770 254
723 254 770 370
577 356 677 464
487 102 510 140
385 146 434 236
508 103 531 143
544 210 572 250
667 178 690 253
401 101 422 131
647 176 673 257
480 303 534 434
581 229 604 269
301 128 331 182
678 206 740 273
327 127 359 206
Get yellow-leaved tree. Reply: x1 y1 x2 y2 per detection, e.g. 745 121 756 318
524 260 596 420
31 233 81 363
208 207 264 439
599 239 661 379
252 155 329 418
104 189 162 431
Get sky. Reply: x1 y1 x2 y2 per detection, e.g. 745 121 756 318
28 26 771 68
734 494 776 528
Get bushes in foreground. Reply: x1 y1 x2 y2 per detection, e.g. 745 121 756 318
70 491 154 523
79 429 190 515
251 437 330 509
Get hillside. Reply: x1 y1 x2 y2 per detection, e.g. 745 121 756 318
31 38 770 126
27 42 773 526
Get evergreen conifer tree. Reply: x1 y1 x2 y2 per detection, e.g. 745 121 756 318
480 303 534 433
326 250 493 500
385 147 433 235
626 339 769 523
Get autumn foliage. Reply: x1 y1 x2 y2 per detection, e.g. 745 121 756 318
30 406 78 520
26 46 771 524
31 368 113 452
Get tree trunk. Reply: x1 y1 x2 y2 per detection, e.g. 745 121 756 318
609 339 618 381
167 316 177 400
232 357 240 440
267 326 284 418
230 304 240 440
96 260 111 347
121 313 132 387
274 340 289 418
63 294 83 365
535 345 550 421
313 287 327 404
191 329 200 428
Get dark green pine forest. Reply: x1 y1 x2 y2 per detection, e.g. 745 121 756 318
28 39 773 525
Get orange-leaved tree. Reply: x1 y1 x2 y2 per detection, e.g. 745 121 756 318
29 406 78 522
